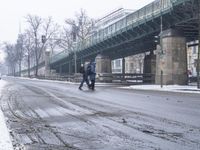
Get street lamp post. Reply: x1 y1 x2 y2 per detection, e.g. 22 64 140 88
197 0 200 88
72 24 78 74
72 19 82 74
74 42 77 74
160 0 164 88
41 35 50 77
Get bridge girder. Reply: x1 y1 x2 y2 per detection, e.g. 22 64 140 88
50 0 198 73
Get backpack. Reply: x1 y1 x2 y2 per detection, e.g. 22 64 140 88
87 65 92 75
87 62 96 75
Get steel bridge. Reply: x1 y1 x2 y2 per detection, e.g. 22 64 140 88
24 0 199 75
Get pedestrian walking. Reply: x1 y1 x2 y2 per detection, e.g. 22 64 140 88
79 64 90 90
87 61 96 90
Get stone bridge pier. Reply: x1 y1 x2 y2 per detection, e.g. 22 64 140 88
155 29 188 85
95 54 112 82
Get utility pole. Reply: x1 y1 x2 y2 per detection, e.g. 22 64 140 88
160 0 163 88
197 0 200 88
74 42 77 74
72 24 78 74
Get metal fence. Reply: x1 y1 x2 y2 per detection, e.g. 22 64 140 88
30 73 155 84
107 73 155 84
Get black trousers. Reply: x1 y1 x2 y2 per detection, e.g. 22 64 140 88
90 79 95 90
79 74 89 88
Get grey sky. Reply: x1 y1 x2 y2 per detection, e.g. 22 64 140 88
0 0 154 44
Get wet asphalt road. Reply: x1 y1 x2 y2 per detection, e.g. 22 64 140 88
1 77 200 150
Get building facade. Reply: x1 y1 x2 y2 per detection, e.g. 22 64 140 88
111 54 145 74
187 41 199 77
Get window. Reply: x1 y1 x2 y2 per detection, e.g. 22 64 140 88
115 59 121 67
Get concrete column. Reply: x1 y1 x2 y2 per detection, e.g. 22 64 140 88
95 54 112 82
45 51 50 77
143 51 156 83
155 29 187 85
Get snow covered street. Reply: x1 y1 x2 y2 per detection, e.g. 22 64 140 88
0 77 200 150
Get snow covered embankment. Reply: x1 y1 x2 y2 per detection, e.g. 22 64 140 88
0 80 13 150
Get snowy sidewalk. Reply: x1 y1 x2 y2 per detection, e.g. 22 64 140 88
0 80 13 150
122 84 200 94
5 76 200 94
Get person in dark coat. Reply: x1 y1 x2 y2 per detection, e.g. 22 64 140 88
79 64 90 90
87 61 96 90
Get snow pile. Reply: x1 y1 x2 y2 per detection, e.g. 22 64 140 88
123 84 200 94
7 76 200 94
0 80 13 150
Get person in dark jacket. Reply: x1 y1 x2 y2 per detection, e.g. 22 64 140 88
79 64 90 90
87 61 96 90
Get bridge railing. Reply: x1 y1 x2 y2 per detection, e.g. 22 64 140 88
36 74 76 82
96 73 155 84
50 0 189 64
26 73 154 84
50 51 70 64
83 0 174 49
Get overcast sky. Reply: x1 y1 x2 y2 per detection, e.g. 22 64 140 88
0 0 154 62
0 0 154 43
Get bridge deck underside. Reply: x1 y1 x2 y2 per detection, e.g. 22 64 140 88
51 0 198 71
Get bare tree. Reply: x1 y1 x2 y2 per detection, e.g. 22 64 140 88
41 17 59 59
66 9 95 40
25 15 58 76
0 62 6 75
23 30 34 77
15 34 25 76
48 38 59 56
64 9 95 50
58 28 74 53
25 15 42 76
3 43 18 75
